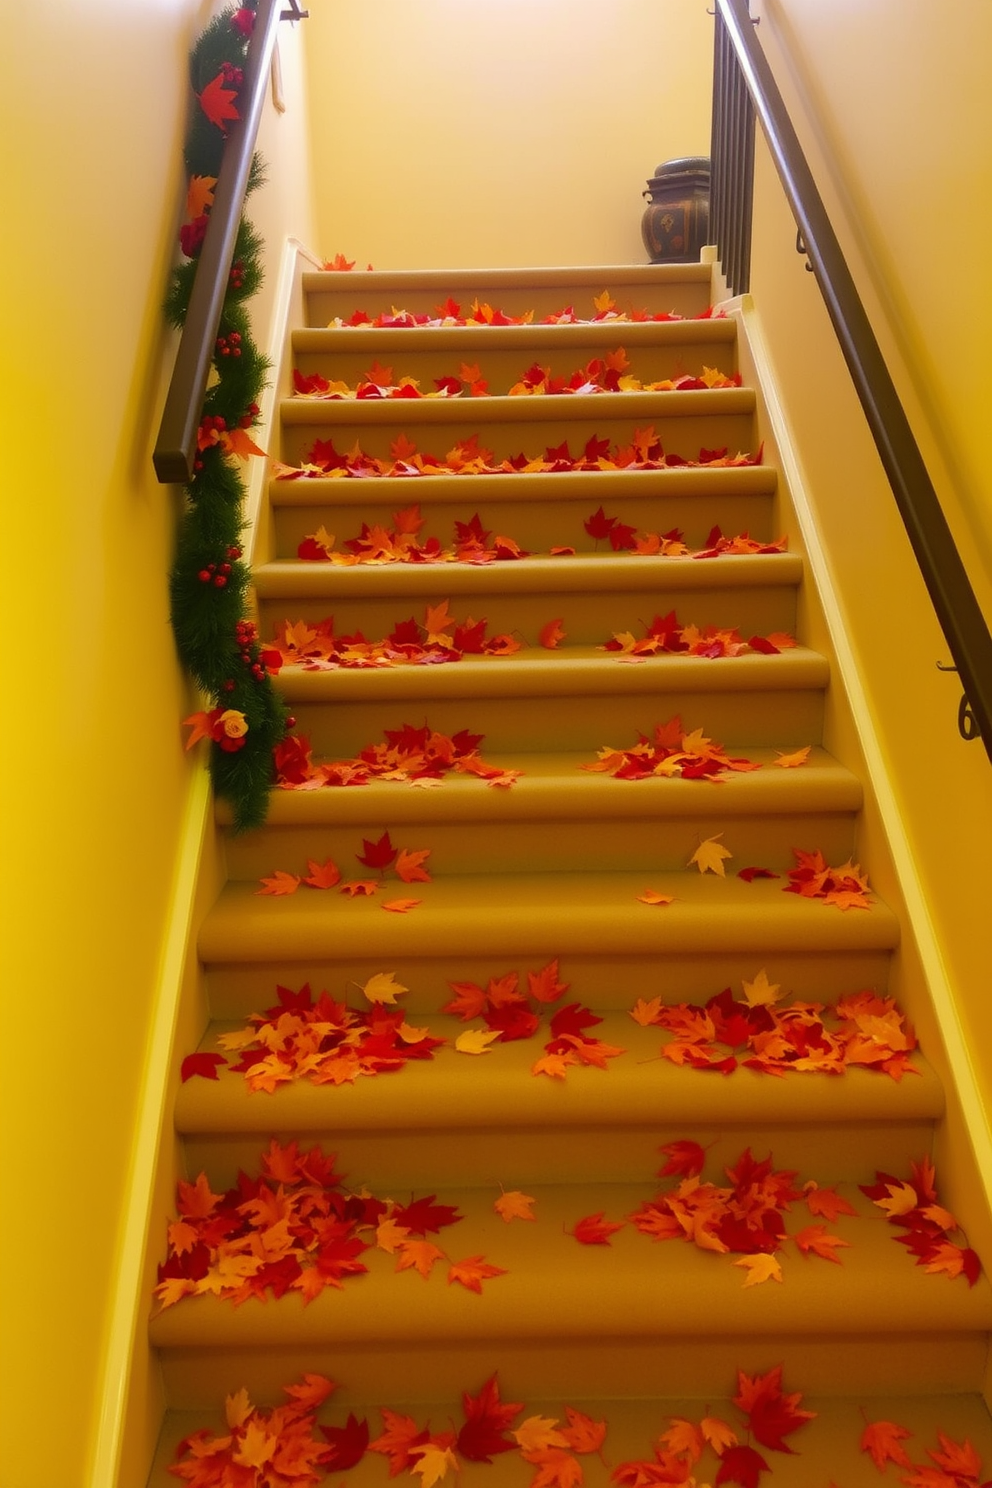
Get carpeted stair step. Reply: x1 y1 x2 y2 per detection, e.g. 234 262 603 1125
176 1010 942 1183
277 387 757 469
148 1390 992 1488
269 465 781 558
253 552 802 642
272 648 829 755
302 263 716 326
292 315 740 389
198 870 899 996
147 1177 992 1394
219 750 861 879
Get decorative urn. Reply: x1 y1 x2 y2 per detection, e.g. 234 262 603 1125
641 156 711 264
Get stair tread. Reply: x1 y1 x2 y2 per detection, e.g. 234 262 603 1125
293 316 738 353
199 870 899 965
272 647 830 705
176 1010 942 1136
304 264 715 291
148 1179 992 1350
149 1392 992 1488
254 552 803 600
280 387 755 428
268 464 778 508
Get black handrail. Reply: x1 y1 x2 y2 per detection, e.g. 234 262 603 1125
153 0 307 484
712 0 992 760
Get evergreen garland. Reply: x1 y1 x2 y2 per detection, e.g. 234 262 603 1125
167 1 288 832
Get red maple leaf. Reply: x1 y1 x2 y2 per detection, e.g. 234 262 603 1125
714 1443 770 1487
392 1194 462 1235
320 1413 370 1470
584 506 617 541
657 1140 707 1179
457 1375 523 1462
180 1052 228 1082
198 72 240 131
571 1212 625 1245
357 830 398 870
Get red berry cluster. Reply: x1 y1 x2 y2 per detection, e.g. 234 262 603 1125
232 8 256 39
216 331 242 358
236 617 268 682
230 259 246 290
198 544 242 589
238 401 260 429
219 61 244 88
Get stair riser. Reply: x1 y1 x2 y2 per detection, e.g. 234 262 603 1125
222 811 858 881
303 266 715 327
277 686 826 755
292 335 739 391
203 948 894 1020
257 584 799 651
182 1119 937 1195
278 403 757 470
154 1330 989 1413
271 484 780 559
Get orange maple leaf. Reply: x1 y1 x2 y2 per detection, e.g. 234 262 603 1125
396 847 432 883
395 1239 446 1279
560 1407 607 1456
774 745 811 768
185 174 217 219
860 1418 913 1469
521 1447 584 1488
447 1255 507 1292
792 1224 850 1263
303 857 341 889
571 1212 625 1245
257 870 301 896
637 890 674 906
383 898 421 914
540 617 567 649
528 958 569 1003
340 879 378 896
221 426 268 460
324 253 356 271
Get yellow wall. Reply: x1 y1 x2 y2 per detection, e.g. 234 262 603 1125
737 4 992 1169
0 5 314 1486
303 0 714 269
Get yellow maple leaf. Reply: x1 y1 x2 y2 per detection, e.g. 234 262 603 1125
741 969 782 1007
733 1253 783 1287
593 290 617 313
701 1415 738 1453
225 1386 253 1429
410 1443 459 1488
495 1190 537 1223
447 1254 507 1292
514 1417 569 1453
233 1418 278 1469
630 996 663 1026
360 972 409 1005
375 1217 412 1254
876 1181 920 1218
455 1028 502 1055
689 834 732 875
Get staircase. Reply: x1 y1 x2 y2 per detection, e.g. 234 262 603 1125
148 263 992 1485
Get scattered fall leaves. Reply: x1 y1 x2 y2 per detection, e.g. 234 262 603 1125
583 716 761 781
321 295 727 329
603 611 795 661
273 428 761 482
784 847 872 910
265 604 521 672
291 352 741 402
860 1415 991 1485
274 722 518 790
862 1156 982 1285
154 1139 499 1310
631 975 919 1080
257 832 431 901
191 978 446 1092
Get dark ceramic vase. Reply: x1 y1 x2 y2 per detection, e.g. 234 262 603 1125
641 156 711 264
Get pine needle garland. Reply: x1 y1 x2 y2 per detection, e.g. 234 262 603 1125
166 1 287 830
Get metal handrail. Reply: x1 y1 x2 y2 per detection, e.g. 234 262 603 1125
153 0 307 484
713 0 992 758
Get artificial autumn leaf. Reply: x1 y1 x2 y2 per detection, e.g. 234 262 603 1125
396 847 433 883
733 1253 783 1287
325 252 356 270
860 1418 913 1468
340 879 378 896
494 1190 536 1223
571 1212 625 1245
220 426 267 460
714 1443 771 1488
637 890 674 906
926 1431 983 1478
360 972 409 1005
358 830 399 870
792 1224 850 1263
540 617 567 649
185 174 216 218
455 1028 502 1055
741 969 781 1007
199 72 240 131
383 898 421 913
524 1447 585 1488
180 1051 228 1082
369 1409 430 1475
447 1255 508 1292
457 1375 524 1462
658 1140 707 1179
514 1418 569 1454
395 1240 446 1279
257 870 300 896
734 1366 816 1452
320 1413 370 1471
803 1184 858 1222
303 857 341 889
410 1442 460 1488
690 834 733 875
774 746 811 768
